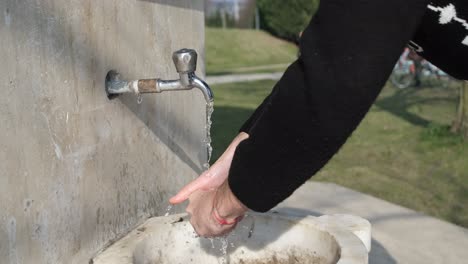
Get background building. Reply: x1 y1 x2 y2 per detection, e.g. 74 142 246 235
205 0 257 28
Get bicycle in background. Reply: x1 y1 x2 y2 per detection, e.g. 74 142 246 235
390 48 451 89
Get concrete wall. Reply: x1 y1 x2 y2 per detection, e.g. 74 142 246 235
0 1 206 263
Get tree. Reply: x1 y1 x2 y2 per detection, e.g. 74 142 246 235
257 0 320 42
237 0 257 28
451 81 468 139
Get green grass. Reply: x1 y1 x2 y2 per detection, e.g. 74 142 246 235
206 28 298 75
210 80 468 227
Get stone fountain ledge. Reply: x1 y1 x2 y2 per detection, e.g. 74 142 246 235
275 181 468 264
92 213 370 264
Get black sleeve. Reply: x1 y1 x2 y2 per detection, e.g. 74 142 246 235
228 0 431 212
411 0 468 80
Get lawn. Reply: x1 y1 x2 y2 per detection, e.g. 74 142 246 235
210 80 468 228
205 28 298 75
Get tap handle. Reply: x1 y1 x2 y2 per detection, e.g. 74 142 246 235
172 49 197 74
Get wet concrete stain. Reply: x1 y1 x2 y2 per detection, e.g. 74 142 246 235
23 199 34 213
7 217 18 264
4 8 11 26
96 207 103 225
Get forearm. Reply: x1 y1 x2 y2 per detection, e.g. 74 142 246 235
230 0 431 212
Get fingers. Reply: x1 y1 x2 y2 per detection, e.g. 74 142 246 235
169 174 212 204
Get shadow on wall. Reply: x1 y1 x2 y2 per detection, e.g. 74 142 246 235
118 0 207 174
136 0 204 11
118 93 204 174
4 0 204 175
13 0 204 174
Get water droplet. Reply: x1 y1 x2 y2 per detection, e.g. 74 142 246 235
209 238 215 249
137 94 143 104
219 236 229 264
164 205 173 216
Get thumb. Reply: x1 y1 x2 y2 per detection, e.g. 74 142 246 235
169 174 212 204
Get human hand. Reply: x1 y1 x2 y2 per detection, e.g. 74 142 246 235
179 181 247 237
169 132 249 237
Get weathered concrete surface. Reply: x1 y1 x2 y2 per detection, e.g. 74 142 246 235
276 181 468 264
0 1 205 263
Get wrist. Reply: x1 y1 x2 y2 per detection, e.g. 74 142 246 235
212 206 243 225
224 132 249 157
213 181 247 223
234 132 249 143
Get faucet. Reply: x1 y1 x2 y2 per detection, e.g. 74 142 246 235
105 49 214 103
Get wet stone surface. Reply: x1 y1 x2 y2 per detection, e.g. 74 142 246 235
236 254 328 264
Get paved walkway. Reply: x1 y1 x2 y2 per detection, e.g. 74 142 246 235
206 72 283 85
275 181 468 264
224 63 289 72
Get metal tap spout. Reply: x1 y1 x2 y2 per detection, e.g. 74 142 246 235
105 49 214 104
191 75 214 103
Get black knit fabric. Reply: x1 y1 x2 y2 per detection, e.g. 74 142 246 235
228 0 468 212
412 0 468 80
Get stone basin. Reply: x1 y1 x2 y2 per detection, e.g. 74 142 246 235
92 213 371 264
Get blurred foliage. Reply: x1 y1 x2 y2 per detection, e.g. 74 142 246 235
257 0 320 42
